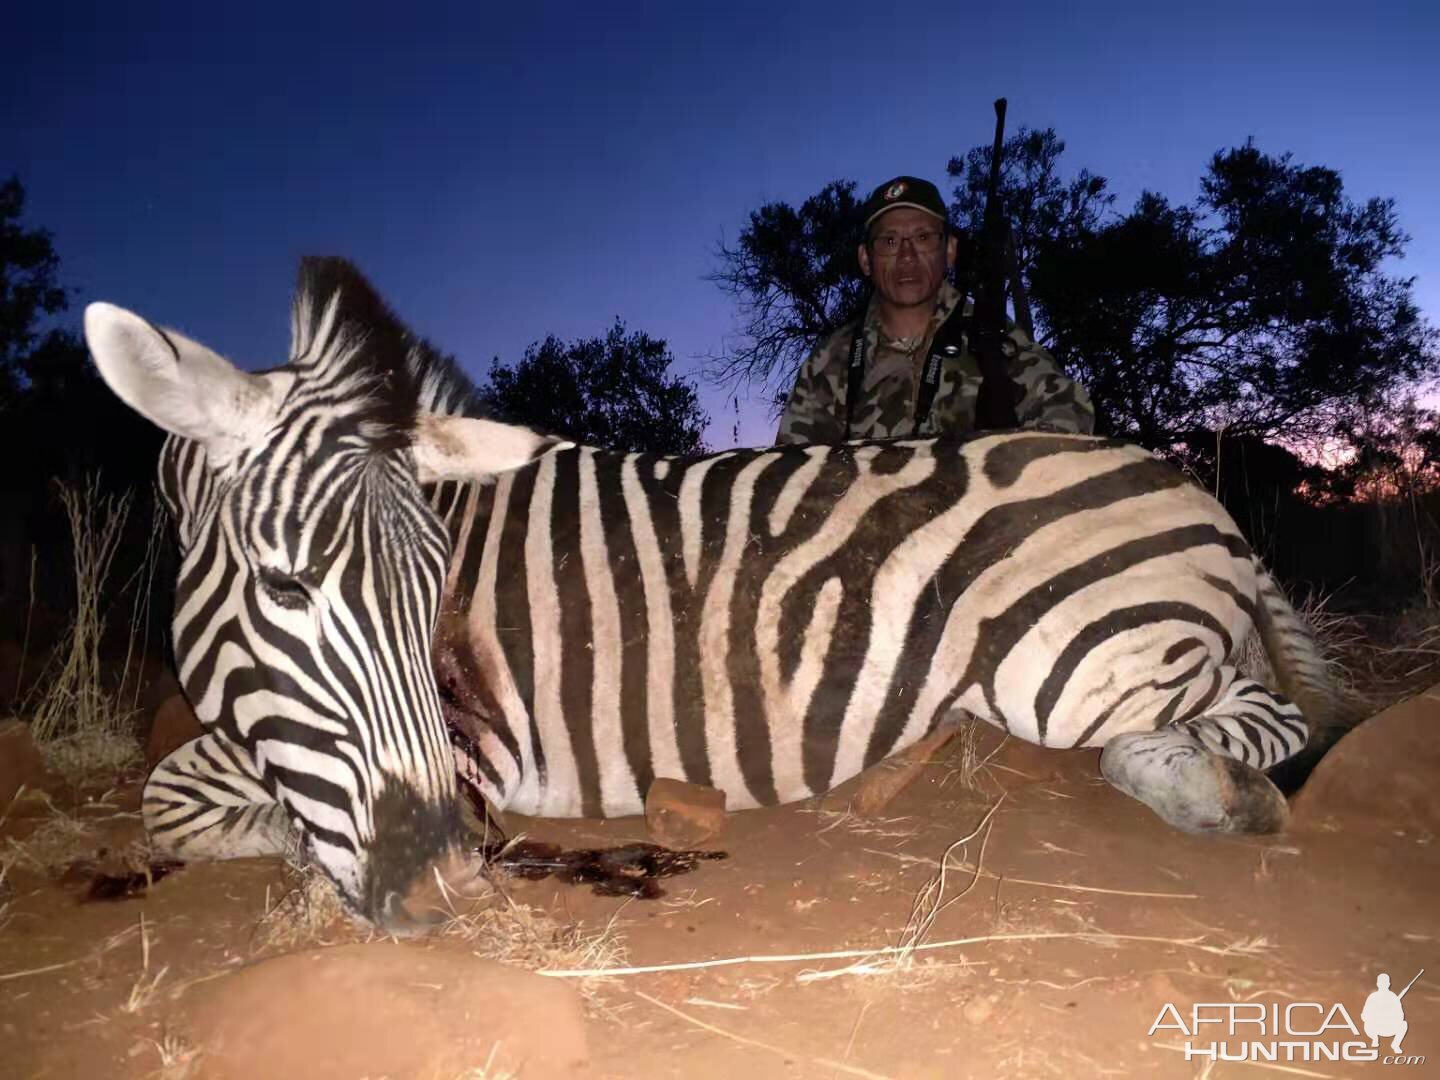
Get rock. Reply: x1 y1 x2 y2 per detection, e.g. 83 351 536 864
186 943 589 1079
146 694 203 769
0 718 53 805
645 777 726 847
1292 681 1440 833
141 667 183 715
962 993 998 1026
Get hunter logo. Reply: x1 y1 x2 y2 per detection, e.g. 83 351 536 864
1364 971 1418 1054
1148 968 1426 1065
885 181 907 200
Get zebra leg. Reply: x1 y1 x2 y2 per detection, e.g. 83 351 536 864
143 730 294 860
1099 675 1305 834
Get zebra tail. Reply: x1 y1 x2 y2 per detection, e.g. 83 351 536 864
1251 559 1361 794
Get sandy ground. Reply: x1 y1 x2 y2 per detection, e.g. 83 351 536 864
3 693 1437 1080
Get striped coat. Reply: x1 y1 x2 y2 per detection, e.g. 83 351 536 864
432 428 1337 826
83 256 1347 930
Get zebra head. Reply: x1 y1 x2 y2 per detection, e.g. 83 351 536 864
82 258 544 929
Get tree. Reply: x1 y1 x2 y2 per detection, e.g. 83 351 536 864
1034 143 1439 449
0 178 167 638
1 176 72 408
706 180 870 399
707 133 1111 401
0 176 162 488
482 320 708 455
946 126 1113 318
1328 394 1440 504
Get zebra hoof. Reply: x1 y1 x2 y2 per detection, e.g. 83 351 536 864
1100 730 1290 835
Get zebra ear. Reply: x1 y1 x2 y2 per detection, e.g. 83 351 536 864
84 302 285 463
412 415 564 483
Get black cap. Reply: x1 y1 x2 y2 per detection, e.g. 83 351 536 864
861 176 948 230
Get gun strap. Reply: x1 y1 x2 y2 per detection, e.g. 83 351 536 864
844 304 969 439
844 327 867 439
915 311 968 431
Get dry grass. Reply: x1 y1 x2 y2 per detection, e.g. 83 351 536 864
1233 582 1440 717
251 853 628 1004
1 797 104 874
116 499 168 717
121 913 170 1014
0 863 12 933
862 844 1199 900
940 714 995 793
439 885 629 1003
1335 604 1440 707
0 789 144 881
450 1046 519 1080
252 861 357 953
1235 587 1384 718
796 797 1004 985
14 476 153 787
801 807 918 842
0 913 148 984
25 477 135 744
145 1033 201 1080
39 729 144 788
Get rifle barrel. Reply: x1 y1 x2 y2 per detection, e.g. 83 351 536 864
989 98 1007 189
1398 967 1425 999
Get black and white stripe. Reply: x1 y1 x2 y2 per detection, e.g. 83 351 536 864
86 259 478 926
87 257 1346 924
435 430 1337 822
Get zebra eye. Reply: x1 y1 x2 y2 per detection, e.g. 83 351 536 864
257 567 311 609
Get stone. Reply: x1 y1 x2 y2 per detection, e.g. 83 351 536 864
186 943 589 1079
962 993 998 1026
145 694 203 769
140 667 183 715
1292 681 1440 833
645 777 727 848
0 718 52 806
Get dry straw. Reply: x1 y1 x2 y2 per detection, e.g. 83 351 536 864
537 929 1273 982
16 476 164 785
26 476 133 744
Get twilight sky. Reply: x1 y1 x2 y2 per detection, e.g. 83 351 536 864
6 0 1438 448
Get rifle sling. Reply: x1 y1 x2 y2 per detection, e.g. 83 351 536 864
844 305 971 439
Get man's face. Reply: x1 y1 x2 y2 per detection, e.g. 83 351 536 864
857 207 958 311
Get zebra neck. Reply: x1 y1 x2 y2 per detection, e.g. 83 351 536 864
430 476 532 811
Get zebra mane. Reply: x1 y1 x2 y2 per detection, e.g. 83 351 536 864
285 257 487 452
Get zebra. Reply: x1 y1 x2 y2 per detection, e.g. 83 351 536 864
83 257 1351 928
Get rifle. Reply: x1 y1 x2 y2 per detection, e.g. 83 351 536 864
969 97 1024 430
1398 968 1425 1000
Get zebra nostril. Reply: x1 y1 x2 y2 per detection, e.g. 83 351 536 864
380 889 422 934
376 879 449 936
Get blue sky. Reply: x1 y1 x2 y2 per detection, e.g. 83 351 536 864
6 0 1438 447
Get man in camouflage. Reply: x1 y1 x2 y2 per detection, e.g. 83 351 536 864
776 175 1094 444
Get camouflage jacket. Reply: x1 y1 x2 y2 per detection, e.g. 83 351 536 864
776 283 1095 444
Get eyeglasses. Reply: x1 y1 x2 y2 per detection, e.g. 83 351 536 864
869 228 944 257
